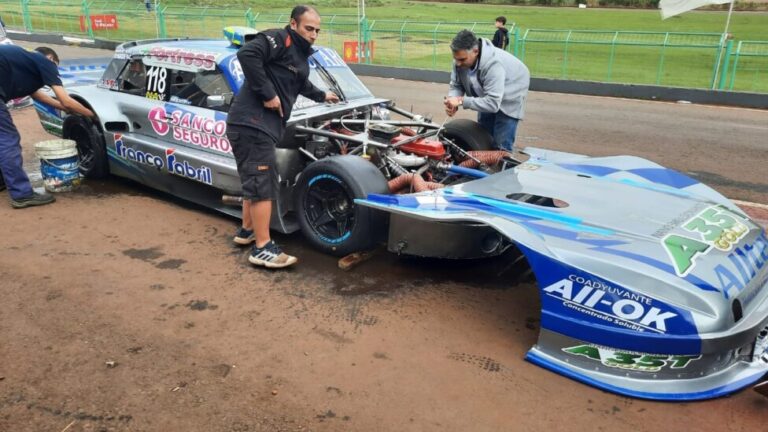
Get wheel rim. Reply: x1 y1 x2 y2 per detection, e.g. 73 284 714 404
69 126 95 172
303 175 356 244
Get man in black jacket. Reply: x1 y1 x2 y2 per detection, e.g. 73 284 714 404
226 5 338 269
492 16 509 50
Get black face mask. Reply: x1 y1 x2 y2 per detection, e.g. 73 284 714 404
286 26 312 54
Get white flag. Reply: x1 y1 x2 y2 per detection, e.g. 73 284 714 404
659 0 732 19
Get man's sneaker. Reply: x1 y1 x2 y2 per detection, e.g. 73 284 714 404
11 192 55 209
248 240 297 269
233 227 255 245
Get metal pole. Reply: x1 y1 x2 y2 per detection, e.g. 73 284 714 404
712 0 735 89
718 39 733 90
607 32 618 81
154 0 160 38
656 33 669 85
728 41 741 90
562 30 572 79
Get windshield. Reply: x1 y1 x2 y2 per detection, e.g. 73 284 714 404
307 47 373 101
224 46 373 105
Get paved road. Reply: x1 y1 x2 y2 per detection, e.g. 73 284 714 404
17 40 768 204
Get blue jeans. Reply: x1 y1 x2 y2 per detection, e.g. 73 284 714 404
477 111 519 152
0 103 34 200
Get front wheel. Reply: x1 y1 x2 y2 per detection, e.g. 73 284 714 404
63 115 109 179
295 155 389 256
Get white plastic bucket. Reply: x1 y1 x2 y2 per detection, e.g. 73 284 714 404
34 139 81 193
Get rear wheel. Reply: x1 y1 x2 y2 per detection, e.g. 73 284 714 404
442 119 496 152
295 155 389 256
63 115 109 178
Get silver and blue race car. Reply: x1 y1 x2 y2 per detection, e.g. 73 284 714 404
35 28 768 401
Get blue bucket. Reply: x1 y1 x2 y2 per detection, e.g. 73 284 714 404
34 139 81 193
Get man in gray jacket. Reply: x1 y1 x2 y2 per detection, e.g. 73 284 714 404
444 30 530 151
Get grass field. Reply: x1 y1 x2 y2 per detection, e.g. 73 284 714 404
1 1 766 90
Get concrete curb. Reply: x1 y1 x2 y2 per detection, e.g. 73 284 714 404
9 31 767 110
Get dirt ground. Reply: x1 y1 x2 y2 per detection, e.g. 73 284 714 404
2 43 768 431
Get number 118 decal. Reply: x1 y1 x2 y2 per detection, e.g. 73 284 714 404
145 66 168 101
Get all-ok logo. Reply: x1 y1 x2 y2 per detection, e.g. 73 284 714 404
543 275 679 333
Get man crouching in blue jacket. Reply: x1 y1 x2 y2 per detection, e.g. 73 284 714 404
444 30 530 152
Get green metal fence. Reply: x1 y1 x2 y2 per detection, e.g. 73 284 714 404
1 0 766 93
728 41 768 93
520 30 729 89
365 20 511 69
24 0 84 36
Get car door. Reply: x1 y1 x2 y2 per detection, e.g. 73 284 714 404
106 56 170 185
109 53 242 201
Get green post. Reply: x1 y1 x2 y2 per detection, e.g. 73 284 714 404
363 17 372 64
82 0 93 38
710 33 727 89
656 33 670 85
728 41 741 90
717 39 733 90
606 32 618 81
21 0 32 32
328 15 336 51
399 21 406 67
520 29 528 62
157 3 167 38
513 26 520 56
245 9 256 28
562 30 572 79
356 15 362 64
432 23 441 69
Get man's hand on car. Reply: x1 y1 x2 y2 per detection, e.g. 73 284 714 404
324 92 340 103
264 96 284 118
444 96 462 117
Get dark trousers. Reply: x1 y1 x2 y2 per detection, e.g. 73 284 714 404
477 110 519 152
0 103 34 199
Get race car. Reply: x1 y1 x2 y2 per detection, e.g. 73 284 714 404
34 27 768 401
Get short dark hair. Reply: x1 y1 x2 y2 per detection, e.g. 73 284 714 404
290 5 319 23
450 30 479 52
34 46 59 64
496 16 507 25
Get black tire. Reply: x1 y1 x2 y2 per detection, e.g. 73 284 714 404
295 155 389 256
442 119 496 151
63 115 109 179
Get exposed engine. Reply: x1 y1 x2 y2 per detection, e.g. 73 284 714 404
297 107 519 196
